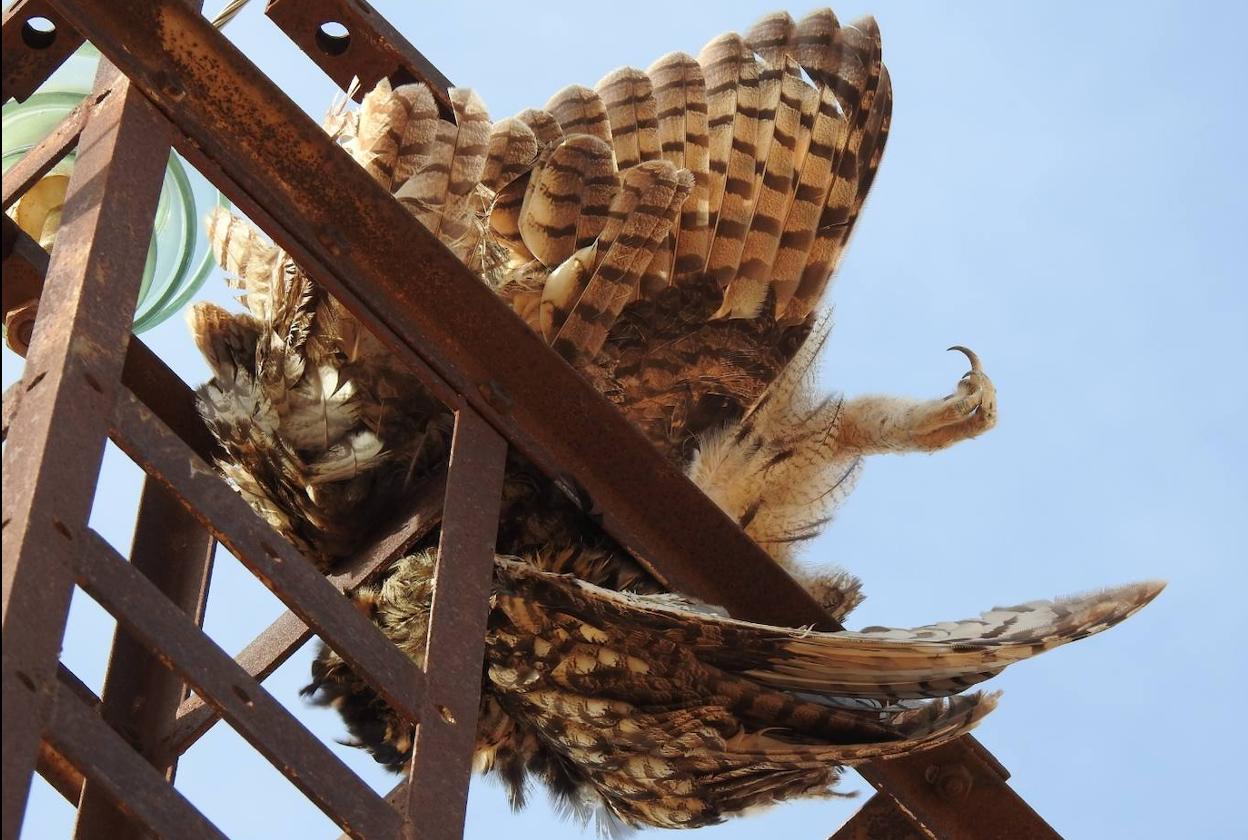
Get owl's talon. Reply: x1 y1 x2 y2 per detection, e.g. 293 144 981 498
947 345 982 375
908 348 997 449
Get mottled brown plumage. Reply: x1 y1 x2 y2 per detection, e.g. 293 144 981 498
187 7 1161 831
308 555 1160 828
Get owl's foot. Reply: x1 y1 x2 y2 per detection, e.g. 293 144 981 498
799 568 865 624
906 346 997 450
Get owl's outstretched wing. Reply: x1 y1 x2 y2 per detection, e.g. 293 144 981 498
305 556 1158 829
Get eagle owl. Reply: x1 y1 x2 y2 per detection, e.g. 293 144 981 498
188 7 1161 830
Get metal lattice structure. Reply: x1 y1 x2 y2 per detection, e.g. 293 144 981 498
1 1 1064 838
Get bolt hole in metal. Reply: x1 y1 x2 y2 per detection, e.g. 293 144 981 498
16 671 37 692
52 519 73 540
20 16 56 50
315 21 350 56
232 685 254 707
435 704 456 725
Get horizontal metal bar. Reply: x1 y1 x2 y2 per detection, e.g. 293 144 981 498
1 92 91 210
1 0 85 102
165 467 445 757
108 387 427 728
404 410 506 840
265 0 453 115
74 530 401 839
45 683 227 840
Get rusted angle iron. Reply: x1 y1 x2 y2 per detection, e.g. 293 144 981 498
1 66 172 840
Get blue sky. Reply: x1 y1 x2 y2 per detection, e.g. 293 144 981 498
6 1 1246 838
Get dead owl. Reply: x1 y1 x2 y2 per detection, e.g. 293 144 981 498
188 7 1162 830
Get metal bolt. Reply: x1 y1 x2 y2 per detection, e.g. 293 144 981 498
925 763 973 800
5 300 38 355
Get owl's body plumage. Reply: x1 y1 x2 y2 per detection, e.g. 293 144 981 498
188 7 1160 830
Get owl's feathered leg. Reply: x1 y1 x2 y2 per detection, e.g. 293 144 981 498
835 346 996 456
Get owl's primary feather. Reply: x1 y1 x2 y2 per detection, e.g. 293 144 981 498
186 6 1160 830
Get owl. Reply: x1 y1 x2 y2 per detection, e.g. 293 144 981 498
188 7 1162 831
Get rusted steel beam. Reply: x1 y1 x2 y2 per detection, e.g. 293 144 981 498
165 468 445 757
75 529 402 839
164 610 312 757
0 68 169 840
74 477 216 840
1 0 85 102
3 216 221 462
1 92 91 210
45 5 1063 839
856 748 1060 840
46 682 227 840
831 792 930 840
404 410 506 840
108 388 427 729
336 781 405 840
265 0 452 116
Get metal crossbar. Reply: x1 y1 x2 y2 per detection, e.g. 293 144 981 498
1 0 1064 837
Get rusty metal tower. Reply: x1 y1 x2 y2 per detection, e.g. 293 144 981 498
3 1 1065 837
